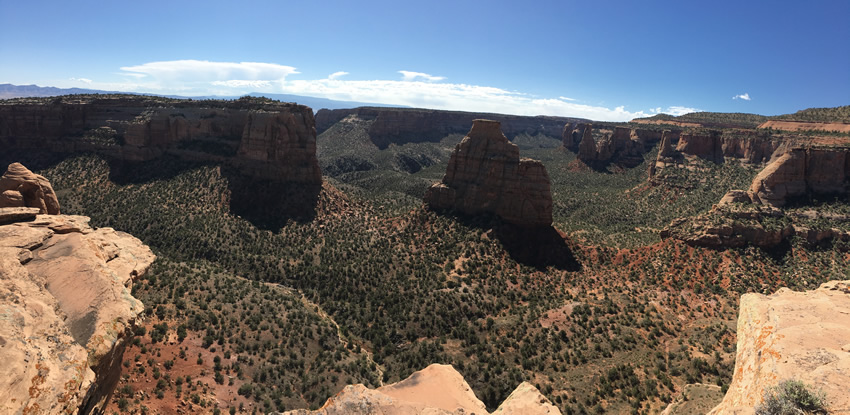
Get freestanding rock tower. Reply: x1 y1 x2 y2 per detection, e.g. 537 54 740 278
424 119 553 227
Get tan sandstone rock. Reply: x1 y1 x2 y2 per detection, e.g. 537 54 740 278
0 162 60 214
709 281 850 414
424 120 553 227
0 213 155 414
280 363 561 415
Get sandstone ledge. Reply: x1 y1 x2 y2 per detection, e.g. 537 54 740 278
0 213 155 414
709 281 850 414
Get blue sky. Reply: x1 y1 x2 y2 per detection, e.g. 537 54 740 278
1 0 848 121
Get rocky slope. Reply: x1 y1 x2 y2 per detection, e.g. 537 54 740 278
0 162 61 214
280 363 560 415
759 120 850 133
0 95 321 184
424 120 553 227
0 210 155 414
709 281 850 414
315 107 583 149
661 145 850 248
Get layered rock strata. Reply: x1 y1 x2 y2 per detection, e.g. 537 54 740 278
315 107 584 149
0 212 155 414
0 95 321 184
709 281 850 414
280 363 560 415
424 120 553 227
748 147 849 207
0 162 60 214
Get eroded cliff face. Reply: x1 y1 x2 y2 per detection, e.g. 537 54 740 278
709 281 850 415
424 120 553 227
569 125 666 168
749 147 849 207
280 364 560 415
0 211 155 414
650 129 792 179
315 107 583 150
0 95 321 184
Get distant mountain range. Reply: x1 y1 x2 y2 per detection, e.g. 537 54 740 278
0 83 406 112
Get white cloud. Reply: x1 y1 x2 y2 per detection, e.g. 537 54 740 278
63 60 697 122
279 77 674 121
660 106 699 116
732 93 751 101
398 70 445 82
210 80 273 89
69 77 92 84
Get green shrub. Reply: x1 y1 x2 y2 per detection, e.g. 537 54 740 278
755 380 828 415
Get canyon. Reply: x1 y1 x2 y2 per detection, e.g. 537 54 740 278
316 107 583 149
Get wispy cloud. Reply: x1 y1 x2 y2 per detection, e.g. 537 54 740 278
398 70 445 82
660 106 699 116
121 60 298 85
69 77 92 84
211 80 273 89
59 60 698 122
279 77 681 121
732 93 751 101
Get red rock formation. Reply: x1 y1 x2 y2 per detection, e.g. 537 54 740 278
0 95 321 184
576 123 596 162
749 147 849 207
0 162 60 214
425 120 553 227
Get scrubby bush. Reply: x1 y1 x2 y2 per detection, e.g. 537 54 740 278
755 380 828 415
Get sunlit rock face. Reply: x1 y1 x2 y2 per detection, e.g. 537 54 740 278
709 281 850 415
425 120 553 227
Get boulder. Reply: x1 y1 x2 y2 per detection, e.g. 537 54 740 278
709 281 850 414
0 162 60 214
424 120 553 227
279 363 561 415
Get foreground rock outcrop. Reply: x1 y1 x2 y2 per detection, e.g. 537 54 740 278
709 281 850 414
0 95 321 184
425 120 553 227
280 364 560 415
0 162 60 214
0 211 155 414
